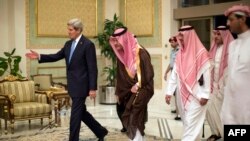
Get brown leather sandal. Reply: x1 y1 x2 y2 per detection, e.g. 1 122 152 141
207 134 221 141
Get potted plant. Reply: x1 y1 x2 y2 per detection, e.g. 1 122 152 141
96 14 124 104
0 48 24 81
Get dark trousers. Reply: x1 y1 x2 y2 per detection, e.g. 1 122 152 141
69 97 105 141
116 103 126 129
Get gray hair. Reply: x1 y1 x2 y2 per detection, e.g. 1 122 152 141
67 18 83 32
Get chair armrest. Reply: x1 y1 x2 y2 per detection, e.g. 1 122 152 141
35 91 53 104
0 95 8 105
53 82 68 90
0 94 15 119
0 95 7 101
0 94 16 103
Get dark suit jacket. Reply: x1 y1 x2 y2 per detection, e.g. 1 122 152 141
39 35 98 97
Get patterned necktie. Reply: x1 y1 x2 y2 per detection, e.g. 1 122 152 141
69 40 76 63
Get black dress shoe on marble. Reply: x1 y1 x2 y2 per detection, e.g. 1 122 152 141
174 116 181 120
98 127 108 141
120 127 127 133
98 138 104 141
171 110 176 113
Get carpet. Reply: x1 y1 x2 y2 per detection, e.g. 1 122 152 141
0 126 166 141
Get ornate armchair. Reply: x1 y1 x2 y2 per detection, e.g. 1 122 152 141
31 74 70 126
0 80 52 134
31 74 67 91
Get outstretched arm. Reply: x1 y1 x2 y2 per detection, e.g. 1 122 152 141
26 47 65 63
25 50 39 59
39 47 65 63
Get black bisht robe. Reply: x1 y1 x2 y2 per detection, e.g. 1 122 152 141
115 47 154 139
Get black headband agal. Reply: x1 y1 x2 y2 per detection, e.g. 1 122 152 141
112 27 128 37
178 26 194 31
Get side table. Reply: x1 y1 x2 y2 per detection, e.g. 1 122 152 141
52 91 71 127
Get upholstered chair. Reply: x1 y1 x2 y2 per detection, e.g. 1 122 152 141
31 74 70 127
0 80 52 134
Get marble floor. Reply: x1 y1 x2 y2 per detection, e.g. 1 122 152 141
0 98 213 141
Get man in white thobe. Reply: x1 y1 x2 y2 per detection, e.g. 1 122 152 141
221 5 250 125
206 26 234 141
165 25 211 141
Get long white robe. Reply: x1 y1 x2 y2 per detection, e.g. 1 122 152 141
206 45 224 136
129 129 144 141
221 30 250 125
166 65 210 141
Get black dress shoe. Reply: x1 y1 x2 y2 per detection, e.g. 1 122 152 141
98 138 104 141
174 116 181 120
98 127 108 141
120 127 127 133
171 110 176 113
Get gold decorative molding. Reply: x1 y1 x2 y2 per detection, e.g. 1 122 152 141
37 66 65 76
125 0 154 37
120 0 162 47
27 55 106 85
97 56 106 85
26 0 31 49
36 0 97 38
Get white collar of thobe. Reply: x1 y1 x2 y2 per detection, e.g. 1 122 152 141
238 30 250 39
74 34 82 46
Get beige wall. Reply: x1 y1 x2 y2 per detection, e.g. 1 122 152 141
0 0 9 56
0 0 27 78
105 0 119 20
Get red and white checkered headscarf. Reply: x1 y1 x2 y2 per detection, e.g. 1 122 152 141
224 4 250 17
175 25 211 110
209 26 234 92
109 27 138 78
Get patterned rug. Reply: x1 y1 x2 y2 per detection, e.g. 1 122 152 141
0 126 166 141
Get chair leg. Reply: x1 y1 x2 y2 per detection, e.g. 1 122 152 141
4 103 8 134
49 115 52 128
58 100 62 126
0 119 1 135
10 120 14 134
4 120 7 134
41 118 43 125
54 100 58 127
65 98 70 109
28 120 31 129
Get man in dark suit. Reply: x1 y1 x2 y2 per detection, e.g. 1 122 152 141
26 18 108 141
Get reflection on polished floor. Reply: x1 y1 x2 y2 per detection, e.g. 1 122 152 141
0 98 212 141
